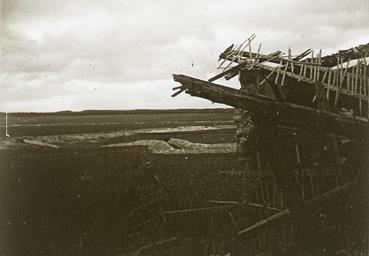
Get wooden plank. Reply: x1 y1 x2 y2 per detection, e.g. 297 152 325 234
260 68 276 86
163 205 233 214
209 61 249 82
219 49 281 65
359 60 363 115
227 50 368 103
321 67 328 84
262 62 366 102
298 63 304 81
293 49 312 61
275 60 282 84
247 202 281 212
310 51 314 79
209 200 238 205
305 42 369 67
281 61 289 86
327 68 332 100
221 34 256 70
346 71 350 93
173 74 369 140
354 60 359 96
238 179 357 236
335 58 351 107
238 208 290 235
365 54 369 119
171 88 185 97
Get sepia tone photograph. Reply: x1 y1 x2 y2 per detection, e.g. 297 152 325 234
1 0 369 255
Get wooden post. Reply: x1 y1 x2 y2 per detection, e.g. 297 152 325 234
310 51 314 79
335 58 350 108
260 68 276 86
314 56 318 81
363 58 367 97
303 62 307 78
281 61 289 86
334 58 342 107
327 68 332 100
298 63 304 81
359 59 363 116
348 66 355 95
355 59 359 96
346 72 350 92
275 60 282 84
289 48 294 73
321 68 328 84
364 53 369 119
331 69 337 93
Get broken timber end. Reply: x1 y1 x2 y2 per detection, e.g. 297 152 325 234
173 74 369 141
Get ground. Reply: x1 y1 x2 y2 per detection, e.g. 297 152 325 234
0 110 250 256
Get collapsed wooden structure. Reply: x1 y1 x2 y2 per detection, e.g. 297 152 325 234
172 35 369 255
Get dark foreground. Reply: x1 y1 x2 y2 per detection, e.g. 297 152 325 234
0 110 246 256
1 109 367 255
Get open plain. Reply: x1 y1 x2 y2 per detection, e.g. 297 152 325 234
0 109 251 256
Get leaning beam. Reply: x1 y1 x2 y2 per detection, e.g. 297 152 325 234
173 74 369 140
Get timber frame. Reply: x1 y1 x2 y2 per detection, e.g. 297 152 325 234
172 36 369 255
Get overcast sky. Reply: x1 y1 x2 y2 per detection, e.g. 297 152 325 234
1 0 369 112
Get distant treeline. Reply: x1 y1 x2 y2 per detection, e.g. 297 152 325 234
1 108 234 116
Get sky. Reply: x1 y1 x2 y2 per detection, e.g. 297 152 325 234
1 0 369 112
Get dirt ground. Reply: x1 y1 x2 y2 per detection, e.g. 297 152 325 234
0 110 250 256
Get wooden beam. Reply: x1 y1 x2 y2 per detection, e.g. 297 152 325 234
209 61 249 82
238 179 357 236
305 42 369 67
163 205 233 214
173 74 369 140
293 49 312 61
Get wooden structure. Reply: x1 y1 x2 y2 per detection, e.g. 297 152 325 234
172 36 369 255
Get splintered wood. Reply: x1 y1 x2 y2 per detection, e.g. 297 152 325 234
210 35 369 119
171 35 369 256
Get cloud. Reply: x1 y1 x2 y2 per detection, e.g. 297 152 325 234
1 0 369 111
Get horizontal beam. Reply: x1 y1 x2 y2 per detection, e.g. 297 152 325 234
173 74 369 140
305 42 369 67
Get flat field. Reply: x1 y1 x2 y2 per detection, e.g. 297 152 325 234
0 109 249 256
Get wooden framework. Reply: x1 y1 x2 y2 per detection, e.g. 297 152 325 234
172 38 369 255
